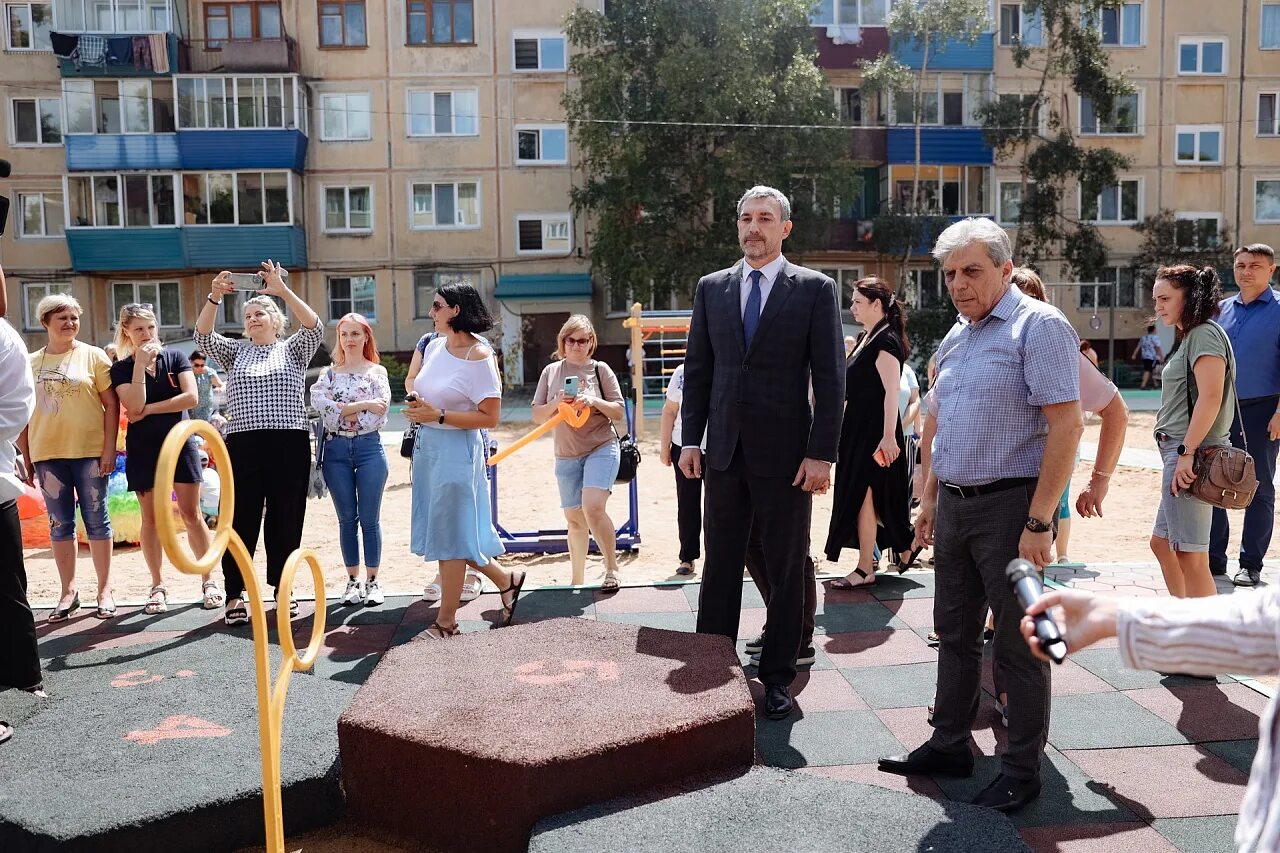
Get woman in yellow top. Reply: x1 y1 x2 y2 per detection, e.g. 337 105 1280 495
17 294 120 621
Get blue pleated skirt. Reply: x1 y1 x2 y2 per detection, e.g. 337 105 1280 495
409 426 504 564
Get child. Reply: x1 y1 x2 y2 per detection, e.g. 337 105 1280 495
198 450 221 528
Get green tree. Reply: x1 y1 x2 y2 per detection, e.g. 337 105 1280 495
976 0 1132 279
1131 210 1235 288
563 0 860 302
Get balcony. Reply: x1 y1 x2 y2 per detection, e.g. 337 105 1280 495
179 37 300 74
848 127 886 163
891 32 995 70
66 224 307 272
57 32 179 77
813 25 889 69
65 129 307 172
886 127 993 165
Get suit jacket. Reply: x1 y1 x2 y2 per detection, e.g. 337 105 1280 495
681 259 845 478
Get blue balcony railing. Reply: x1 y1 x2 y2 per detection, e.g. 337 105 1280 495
66 129 307 172
66 224 307 272
886 127 993 165
890 32 994 70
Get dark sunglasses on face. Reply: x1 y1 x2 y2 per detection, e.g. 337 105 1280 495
565 336 592 346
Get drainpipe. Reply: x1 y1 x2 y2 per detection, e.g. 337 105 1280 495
1236 0 1248 243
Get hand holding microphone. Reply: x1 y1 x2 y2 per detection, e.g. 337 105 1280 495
1006 558 1067 664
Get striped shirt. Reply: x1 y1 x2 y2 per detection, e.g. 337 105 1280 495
194 322 323 435
1118 589 1280 852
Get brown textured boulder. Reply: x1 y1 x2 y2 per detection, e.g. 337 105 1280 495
337 617 755 852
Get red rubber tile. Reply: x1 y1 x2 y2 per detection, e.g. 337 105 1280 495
36 611 112 639
802 762 945 799
818 582 880 606
593 585 693 614
749 670 868 713
1021 821 1181 852
1050 660 1115 696
873 706 982 759
818 629 937 668
737 608 767 638
297 623 397 658
881 597 935 629
1124 683 1269 742
1062 745 1250 819
73 630 189 653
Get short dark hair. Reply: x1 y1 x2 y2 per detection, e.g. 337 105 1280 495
1146 324 1155 333
1156 265 1222 341
1233 243 1275 262
191 350 206 362
435 282 493 334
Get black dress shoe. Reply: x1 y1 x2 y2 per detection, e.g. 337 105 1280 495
972 773 1041 812
1209 562 1227 577
878 743 973 778
763 684 793 720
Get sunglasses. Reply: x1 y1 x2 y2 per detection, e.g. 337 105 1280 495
431 300 450 311
123 302 154 311
564 336 592 347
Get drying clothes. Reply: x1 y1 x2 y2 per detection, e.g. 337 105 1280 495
77 34 106 66
131 36 152 70
49 31 79 58
148 33 168 73
106 36 132 64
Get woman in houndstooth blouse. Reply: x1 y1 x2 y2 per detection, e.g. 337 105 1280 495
195 261 323 626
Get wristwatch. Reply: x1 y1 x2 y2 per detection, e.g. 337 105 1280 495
1024 516 1052 534
1177 443 1192 457
437 411 446 425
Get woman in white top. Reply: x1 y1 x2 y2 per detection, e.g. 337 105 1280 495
660 363 703 576
407 282 525 638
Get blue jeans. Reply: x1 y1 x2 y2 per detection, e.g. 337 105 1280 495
322 432 388 569
1210 395 1280 572
34 457 111 542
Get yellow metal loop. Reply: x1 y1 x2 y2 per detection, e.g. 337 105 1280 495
153 419 235 577
277 548 327 669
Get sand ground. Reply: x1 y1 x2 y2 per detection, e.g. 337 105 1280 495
23 411 1278 606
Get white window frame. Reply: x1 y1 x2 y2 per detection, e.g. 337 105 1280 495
1174 124 1224 165
9 96 61 145
109 280 183 328
511 29 566 72
318 92 371 141
171 170 295 228
175 76 302 131
515 213 572 255
405 88 479 138
891 166 992 216
1092 1 1144 47
808 0 888 27
514 123 568 165
1080 177 1143 225
51 0 172 32
16 191 65 238
64 79 156 135
21 281 71 331
1262 2 1280 50
408 180 481 230
996 180 1025 225
1177 36 1227 75
413 269 478 319
1259 92 1279 137
1078 268 1140 310
1079 91 1142 136
321 184 372 234
816 267 864 312
1174 211 1223 250
1256 177 1280 223
326 275 377 322
5 1 52 49
998 3 1042 47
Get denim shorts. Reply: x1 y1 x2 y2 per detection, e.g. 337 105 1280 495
554 440 620 509
1152 437 1214 552
34 457 112 542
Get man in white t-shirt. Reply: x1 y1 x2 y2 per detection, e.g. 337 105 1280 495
659 364 704 575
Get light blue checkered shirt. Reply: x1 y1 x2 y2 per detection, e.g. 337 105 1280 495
931 286 1080 487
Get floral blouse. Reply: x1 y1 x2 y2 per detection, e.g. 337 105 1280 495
309 365 391 435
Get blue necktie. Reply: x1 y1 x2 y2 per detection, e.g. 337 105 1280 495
743 269 762 349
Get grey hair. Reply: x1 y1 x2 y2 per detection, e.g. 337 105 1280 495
736 186 792 222
931 217 1013 267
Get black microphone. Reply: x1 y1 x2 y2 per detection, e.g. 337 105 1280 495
1006 558 1066 664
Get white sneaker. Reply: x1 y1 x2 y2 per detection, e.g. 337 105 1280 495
422 580 442 602
460 571 483 602
364 578 384 607
341 577 364 606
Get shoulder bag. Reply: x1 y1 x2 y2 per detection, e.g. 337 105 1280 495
594 363 641 483
1184 325 1258 510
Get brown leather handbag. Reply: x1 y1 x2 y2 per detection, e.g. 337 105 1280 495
1184 328 1258 510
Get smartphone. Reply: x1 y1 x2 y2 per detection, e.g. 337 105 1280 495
227 267 289 291
564 376 580 397
404 392 419 403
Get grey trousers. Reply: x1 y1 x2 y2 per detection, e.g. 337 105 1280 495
927 482 1050 780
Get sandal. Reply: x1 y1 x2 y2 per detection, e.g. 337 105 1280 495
676 562 695 576
460 572 484 603
224 599 249 626
600 573 620 593
144 586 168 615
829 568 876 590
47 592 80 623
95 593 116 619
892 547 923 574
499 570 527 627
0 722 12 746
201 581 225 610
425 621 460 639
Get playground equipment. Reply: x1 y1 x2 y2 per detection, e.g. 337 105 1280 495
486 400 591 467
153 419 326 853
622 303 692 440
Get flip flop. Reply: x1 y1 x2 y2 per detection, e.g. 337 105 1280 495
0 722 11 746
500 571 527 627
828 568 877 590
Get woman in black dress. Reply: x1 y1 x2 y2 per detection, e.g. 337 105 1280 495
826 277 914 588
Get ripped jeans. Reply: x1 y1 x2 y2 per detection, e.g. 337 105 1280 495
34 457 112 542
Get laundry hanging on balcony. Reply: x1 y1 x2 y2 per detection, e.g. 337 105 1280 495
131 36 152 70
77 35 107 67
49 31 78 59
148 34 169 72
106 37 133 65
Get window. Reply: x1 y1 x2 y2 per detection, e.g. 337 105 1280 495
998 3 1042 46
1078 268 1137 310
998 93 1040 133
512 31 565 71
204 1 281 46
6 1 51 49
11 97 61 145
1174 213 1222 250
52 0 170 32
892 166 991 216
323 185 371 233
1178 37 1226 75
1257 179 1280 223
179 171 291 225
1092 1 1142 46
111 281 182 327
837 87 862 124
1261 93 1279 136
997 181 1023 224
410 181 479 229
1175 125 1223 164
1082 179 1141 224
407 89 477 136
809 0 887 27
176 76 298 130
817 268 864 312
318 0 365 46
22 281 71 331
319 92 371 140
515 125 567 165
68 174 176 227
413 269 477 318
63 79 177 135
327 276 375 320
893 89 939 125
1263 3 1280 49
905 269 945 309
516 214 571 254
407 0 472 45
17 192 64 237
1080 92 1140 135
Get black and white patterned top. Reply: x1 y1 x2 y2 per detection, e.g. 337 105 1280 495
194 323 323 434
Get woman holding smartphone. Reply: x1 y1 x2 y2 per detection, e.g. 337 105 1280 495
531 315 627 591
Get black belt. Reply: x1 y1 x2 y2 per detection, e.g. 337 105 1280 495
940 477 1036 499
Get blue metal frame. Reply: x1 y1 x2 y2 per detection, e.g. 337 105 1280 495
488 400 641 554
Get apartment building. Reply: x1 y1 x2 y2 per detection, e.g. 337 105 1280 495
0 0 594 385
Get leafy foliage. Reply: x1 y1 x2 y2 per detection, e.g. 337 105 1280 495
1131 210 1235 288
563 0 860 302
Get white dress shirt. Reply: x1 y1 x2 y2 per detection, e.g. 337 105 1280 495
0 319 36 502
739 254 787 320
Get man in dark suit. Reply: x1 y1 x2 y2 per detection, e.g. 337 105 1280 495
679 185 845 720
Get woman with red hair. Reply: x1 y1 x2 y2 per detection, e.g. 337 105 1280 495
310 313 391 606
